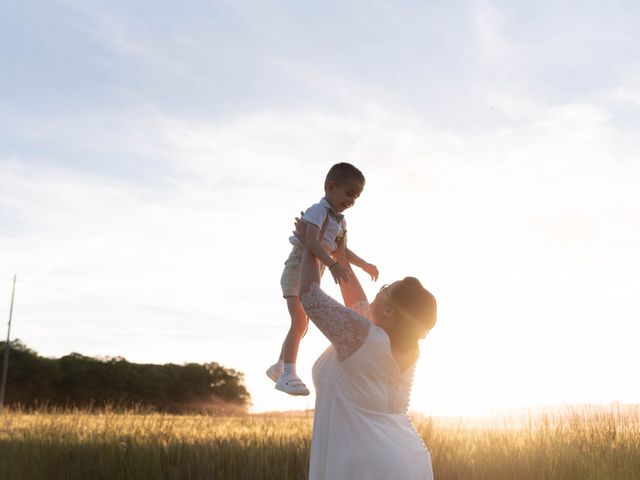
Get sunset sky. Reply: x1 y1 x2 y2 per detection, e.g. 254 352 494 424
2 0 639 416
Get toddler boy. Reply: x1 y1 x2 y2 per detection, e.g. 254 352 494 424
267 163 378 395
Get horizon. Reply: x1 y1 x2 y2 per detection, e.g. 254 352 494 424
2 0 640 417
4 334 639 418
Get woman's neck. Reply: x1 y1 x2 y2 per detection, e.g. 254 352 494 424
391 345 419 372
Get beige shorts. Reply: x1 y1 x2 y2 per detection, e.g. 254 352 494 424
280 247 326 298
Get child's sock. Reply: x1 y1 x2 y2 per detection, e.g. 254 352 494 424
277 359 284 372
283 363 297 378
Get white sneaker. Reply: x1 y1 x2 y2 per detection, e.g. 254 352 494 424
275 374 310 396
266 364 282 383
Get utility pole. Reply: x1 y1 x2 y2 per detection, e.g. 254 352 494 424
0 275 17 410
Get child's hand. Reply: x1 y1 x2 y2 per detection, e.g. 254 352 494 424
362 263 379 281
329 263 350 284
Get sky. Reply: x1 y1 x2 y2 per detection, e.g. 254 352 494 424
1 0 639 416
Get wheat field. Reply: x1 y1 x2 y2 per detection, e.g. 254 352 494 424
1 405 639 479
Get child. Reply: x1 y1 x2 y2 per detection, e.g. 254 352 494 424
267 163 379 395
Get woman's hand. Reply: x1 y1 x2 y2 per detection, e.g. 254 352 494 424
295 212 346 282
329 262 350 284
334 236 348 264
293 211 306 244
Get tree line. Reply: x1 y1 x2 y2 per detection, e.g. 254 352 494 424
0 340 251 413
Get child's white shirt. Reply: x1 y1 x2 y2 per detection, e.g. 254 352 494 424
289 198 346 253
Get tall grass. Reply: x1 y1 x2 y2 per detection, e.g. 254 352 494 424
425 405 640 480
1 405 638 479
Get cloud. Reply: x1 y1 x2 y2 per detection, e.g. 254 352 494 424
3 0 640 413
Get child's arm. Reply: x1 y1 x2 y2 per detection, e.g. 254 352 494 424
334 239 370 309
346 247 379 281
305 223 350 284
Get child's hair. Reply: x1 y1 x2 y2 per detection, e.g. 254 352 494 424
325 163 365 187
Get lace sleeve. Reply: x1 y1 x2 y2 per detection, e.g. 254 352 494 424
300 283 370 361
350 301 373 321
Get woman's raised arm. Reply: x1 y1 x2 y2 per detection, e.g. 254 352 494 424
294 215 370 310
333 237 371 314
297 221 370 360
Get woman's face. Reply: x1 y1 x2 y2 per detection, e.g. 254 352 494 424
371 282 398 331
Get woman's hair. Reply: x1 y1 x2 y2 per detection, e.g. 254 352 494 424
387 277 437 351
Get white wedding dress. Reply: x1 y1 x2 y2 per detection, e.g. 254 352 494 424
301 284 434 480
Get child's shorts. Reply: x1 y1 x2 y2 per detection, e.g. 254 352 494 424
280 247 326 298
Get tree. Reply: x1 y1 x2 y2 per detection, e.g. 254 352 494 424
0 340 251 412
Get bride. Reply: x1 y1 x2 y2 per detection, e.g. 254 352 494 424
297 221 437 479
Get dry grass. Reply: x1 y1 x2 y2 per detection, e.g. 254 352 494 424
1 405 639 479
425 405 640 480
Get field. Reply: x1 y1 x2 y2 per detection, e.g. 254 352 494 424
1 405 639 479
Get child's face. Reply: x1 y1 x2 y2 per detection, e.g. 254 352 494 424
325 178 365 213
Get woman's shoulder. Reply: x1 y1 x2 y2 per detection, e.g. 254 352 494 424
350 326 417 373
349 300 373 321
301 284 371 360
367 324 391 344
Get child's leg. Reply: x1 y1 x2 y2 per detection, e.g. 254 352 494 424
271 248 309 395
274 296 310 395
266 296 308 383
282 296 308 364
